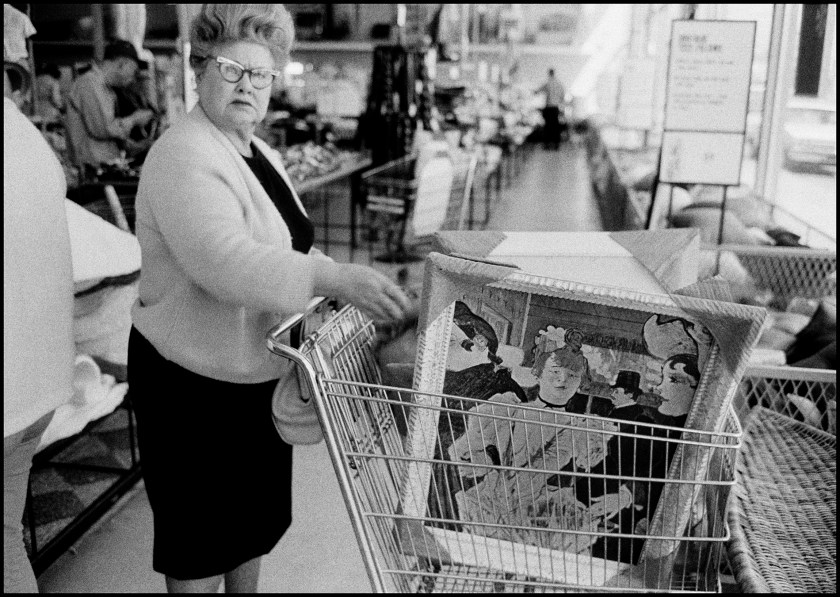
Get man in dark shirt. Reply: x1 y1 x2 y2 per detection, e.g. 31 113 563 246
65 39 155 175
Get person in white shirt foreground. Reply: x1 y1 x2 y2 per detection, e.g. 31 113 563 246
4 7 75 591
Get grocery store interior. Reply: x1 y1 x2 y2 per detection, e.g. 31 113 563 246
4 3 835 594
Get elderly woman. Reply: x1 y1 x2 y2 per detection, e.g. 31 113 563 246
128 5 410 593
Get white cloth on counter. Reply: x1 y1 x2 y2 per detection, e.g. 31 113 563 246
36 354 128 452
74 282 138 365
65 199 141 286
748 348 787 367
64 199 140 365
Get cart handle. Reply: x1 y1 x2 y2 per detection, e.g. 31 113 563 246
266 296 330 347
265 296 332 401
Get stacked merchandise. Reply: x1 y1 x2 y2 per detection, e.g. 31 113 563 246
278 141 353 184
361 45 433 166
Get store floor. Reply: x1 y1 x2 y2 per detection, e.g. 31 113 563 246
35 141 601 593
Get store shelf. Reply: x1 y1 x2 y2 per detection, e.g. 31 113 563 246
33 39 178 51
32 40 94 47
468 43 585 57
144 39 178 51
292 41 376 53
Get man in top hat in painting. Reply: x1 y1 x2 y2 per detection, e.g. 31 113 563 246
607 370 648 422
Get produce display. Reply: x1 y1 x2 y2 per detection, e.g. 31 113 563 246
278 142 359 184
452 82 542 144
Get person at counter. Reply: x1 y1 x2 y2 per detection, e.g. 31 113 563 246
65 39 156 176
128 4 411 593
34 62 65 125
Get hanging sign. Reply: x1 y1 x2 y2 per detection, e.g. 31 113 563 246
660 20 756 185
616 58 657 130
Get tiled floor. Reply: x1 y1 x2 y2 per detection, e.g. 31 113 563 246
35 142 601 593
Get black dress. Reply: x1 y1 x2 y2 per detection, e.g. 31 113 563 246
129 144 314 580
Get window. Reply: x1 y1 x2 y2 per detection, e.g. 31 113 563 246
772 4 836 248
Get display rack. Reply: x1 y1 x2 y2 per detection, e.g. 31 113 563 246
727 365 836 593
584 125 652 231
24 188 141 576
26 370 141 576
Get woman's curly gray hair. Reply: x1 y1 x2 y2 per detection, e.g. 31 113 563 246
189 4 294 71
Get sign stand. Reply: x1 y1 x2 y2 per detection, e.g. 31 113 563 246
652 19 757 274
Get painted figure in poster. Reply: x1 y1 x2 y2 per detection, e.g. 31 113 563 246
447 329 633 553
443 301 527 402
606 370 645 420
438 308 713 563
584 370 660 564
650 353 701 428
643 313 712 372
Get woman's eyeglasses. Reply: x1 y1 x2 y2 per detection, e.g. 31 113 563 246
203 55 280 90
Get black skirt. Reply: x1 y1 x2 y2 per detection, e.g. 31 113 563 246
127 327 293 580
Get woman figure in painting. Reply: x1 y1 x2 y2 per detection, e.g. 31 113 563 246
447 301 503 372
443 301 526 402
643 313 713 372
429 301 526 528
447 328 593 476
447 328 635 553
522 328 592 414
650 353 701 428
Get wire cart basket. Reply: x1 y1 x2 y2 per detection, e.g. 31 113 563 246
700 244 836 310
362 149 480 264
267 301 743 593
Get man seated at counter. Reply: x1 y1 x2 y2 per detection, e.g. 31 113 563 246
65 39 156 178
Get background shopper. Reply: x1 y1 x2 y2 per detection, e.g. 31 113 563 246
538 68 566 149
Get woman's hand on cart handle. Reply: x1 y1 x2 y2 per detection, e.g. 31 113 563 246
313 262 411 323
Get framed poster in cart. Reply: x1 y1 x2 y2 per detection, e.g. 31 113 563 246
400 253 764 589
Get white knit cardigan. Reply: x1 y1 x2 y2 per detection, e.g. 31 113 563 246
132 104 327 383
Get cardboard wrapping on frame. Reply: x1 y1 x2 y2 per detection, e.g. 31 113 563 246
428 229 763 376
432 229 701 295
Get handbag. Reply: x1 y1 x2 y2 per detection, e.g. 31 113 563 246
270 321 324 445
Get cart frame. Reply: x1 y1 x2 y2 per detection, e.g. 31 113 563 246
267 301 742 593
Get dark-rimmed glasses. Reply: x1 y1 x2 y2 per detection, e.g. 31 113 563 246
202 55 280 90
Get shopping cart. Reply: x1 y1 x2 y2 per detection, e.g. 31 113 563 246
362 149 480 264
267 300 742 593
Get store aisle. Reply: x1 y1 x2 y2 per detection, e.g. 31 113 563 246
486 142 603 232
34 141 601 593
